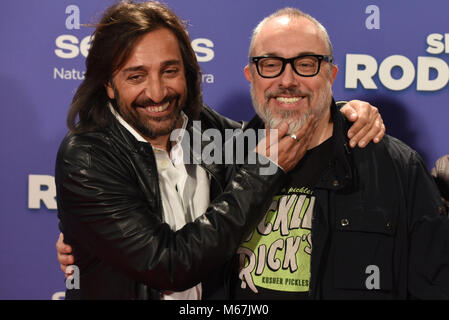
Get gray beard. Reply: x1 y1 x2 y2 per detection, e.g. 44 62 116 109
250 84 332 135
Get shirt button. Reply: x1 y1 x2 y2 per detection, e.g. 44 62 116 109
341 218 349 227
161 160 168 168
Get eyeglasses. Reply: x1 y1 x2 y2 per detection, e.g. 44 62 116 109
250 54 333 78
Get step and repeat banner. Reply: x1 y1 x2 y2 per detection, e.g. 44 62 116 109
1 0 448 299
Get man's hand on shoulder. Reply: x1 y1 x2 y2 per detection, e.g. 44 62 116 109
340 99 385 148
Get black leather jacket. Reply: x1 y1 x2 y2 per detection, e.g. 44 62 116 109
224 100 449 299
55 104 286 299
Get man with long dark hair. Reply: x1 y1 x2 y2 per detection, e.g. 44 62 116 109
55 1 385 299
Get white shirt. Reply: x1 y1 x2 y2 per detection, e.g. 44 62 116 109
110 105 210 300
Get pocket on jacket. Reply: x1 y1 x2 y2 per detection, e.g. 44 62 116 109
332 193 397 291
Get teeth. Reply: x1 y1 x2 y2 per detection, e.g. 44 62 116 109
276 97 301 103
146 102 169 112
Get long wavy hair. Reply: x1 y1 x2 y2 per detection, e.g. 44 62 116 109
67 0 202 133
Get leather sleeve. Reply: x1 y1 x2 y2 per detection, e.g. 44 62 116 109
56 135 285 292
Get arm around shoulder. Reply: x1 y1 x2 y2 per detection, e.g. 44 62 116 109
56 134 285 291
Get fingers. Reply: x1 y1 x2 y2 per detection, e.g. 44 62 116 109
345 101 374 138
340 102 358 123
274 122 289 142
275 116 317 172
256 122 288 160
355 113 385 145
373 115 386 143
263 122 288 151
56 232 72 254
256 116 317 172
344 100 383 148
56 232 74 278
58 249 75 279
58 250 75 266
349 108 385 148
349 118 374 148
290 114 318 143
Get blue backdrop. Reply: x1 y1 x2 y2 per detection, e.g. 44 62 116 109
1 0 448 299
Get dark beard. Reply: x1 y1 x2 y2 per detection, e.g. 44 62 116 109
112 87 183 140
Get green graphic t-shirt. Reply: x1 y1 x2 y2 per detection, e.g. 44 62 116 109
233 137 332 300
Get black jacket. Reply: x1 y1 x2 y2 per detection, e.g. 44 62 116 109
55 104 286 299
226 100 449 299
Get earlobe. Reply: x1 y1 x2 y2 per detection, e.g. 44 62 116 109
244 65 252 83
330 65 338 84
105 82 115 99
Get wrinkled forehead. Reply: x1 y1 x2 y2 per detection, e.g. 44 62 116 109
252 16 329 56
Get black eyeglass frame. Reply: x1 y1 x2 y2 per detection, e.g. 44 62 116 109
250 54 333 78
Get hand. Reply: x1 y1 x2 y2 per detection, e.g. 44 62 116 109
56 232 74 278
340 100 385 148
257 116 317 173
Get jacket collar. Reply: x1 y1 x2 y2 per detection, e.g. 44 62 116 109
105 105 227 190
104 106 152 156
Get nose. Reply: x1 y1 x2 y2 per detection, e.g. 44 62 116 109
145 75 167 103
279 62 298 88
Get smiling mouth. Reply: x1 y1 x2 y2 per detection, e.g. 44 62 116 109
275 96 304 104
144 101 170 113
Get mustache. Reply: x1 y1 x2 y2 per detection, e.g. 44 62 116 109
131 94 180 109
265 88 308 99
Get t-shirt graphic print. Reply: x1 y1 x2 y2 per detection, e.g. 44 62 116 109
233 136 332 300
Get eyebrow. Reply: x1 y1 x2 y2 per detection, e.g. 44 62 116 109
122 65 145 73
161 59 182 68
122 60 182 73
260 51 318 57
